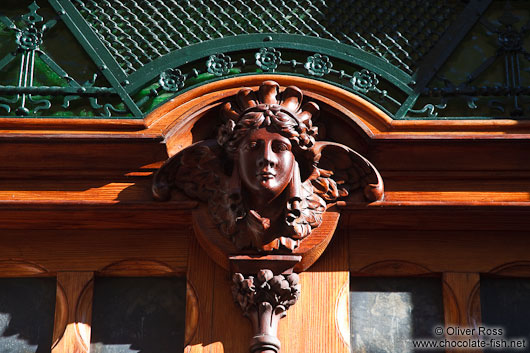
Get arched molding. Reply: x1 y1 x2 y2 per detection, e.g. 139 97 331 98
79 258 199 346
146 75 390 157
355 260 435 277
488 261 530 277
0 259 50 277
97 258 181 277
125 34 412 95
146 75 530 156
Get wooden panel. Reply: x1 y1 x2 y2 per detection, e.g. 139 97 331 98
0 229 189 273
185 238 219 353
489 261 530 276
0 179 152 203
2 177 530 205
278 230 350 353
0 205 194 229
0 140 167 179
184 231 349 353
98 259 178 277
52 272 94 353
344 208 530 232
0 259 49 277
443 273 481 328
442 273 482 353
0 277 57 353
356 260 433 276
0 117 145 131
349 230 530 273
210 264 252 353
90 277 186 353
370 140 530 172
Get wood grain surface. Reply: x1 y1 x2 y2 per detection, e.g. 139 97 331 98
1 75 530 353
52 272 94 353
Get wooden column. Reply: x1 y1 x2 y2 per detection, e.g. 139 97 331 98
443 272 482 353
52 272 94 353
279 231 350 353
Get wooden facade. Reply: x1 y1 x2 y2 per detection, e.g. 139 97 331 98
1 74 530 352
2 1 530 351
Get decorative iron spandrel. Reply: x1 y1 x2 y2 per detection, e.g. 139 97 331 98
414 0 530 119
0 1 135 117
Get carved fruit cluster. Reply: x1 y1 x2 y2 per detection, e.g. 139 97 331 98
232 270 301 316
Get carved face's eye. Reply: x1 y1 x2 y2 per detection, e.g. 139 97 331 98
247 141 258 150
272 140 291 153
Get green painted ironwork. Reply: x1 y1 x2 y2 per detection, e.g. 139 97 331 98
64 0 462 76
0 0 528 120
124 34 413 93
412 0 530 118
0 1 131 117
133 46 410 119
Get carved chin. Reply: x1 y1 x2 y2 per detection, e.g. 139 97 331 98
254 179 286 200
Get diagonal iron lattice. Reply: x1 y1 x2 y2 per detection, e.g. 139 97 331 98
1 0 528 119
69 0 462 75
0 1 118 116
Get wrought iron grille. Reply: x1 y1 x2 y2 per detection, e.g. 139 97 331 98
70 0 461 75
0 0 528 119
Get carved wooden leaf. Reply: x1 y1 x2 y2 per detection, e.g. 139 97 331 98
310 141 384 202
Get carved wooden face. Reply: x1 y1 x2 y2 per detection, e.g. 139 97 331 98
237 127 295 204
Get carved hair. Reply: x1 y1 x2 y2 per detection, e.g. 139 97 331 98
217 81 319 154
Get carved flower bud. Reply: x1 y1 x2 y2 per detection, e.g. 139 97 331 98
206 53 233 76
242 278 255 292
237 293 247 308
304 54 332 77
286 273 299 286
257 269 274 283
255 48 282 71
233 273 245 284
270 275 291 296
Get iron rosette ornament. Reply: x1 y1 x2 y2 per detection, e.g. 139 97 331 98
153 81 383 253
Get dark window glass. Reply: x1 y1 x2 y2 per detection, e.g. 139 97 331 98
90 277 186 353
481 278 530 353
350 277 444 353
0 277 56 353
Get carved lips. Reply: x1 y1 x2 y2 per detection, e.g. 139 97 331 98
257 170 275 180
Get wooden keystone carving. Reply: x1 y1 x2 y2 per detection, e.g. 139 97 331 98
153 80 383 352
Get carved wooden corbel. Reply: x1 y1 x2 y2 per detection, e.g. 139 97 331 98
153 80 384 352
232 270 300 353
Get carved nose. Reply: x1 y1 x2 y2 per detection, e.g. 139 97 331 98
257 145 277 168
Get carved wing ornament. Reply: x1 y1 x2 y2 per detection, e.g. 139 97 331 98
153 81 383 252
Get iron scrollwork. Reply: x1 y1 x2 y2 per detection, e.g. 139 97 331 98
0 2 135 117
417 2 530 118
